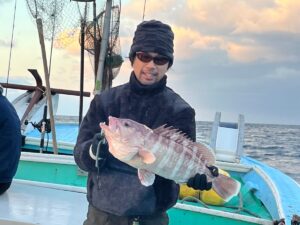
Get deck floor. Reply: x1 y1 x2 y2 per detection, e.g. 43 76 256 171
0 180 88 225
26 123 79 144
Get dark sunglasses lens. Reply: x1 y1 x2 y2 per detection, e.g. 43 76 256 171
136 53 169 65
153 57 169 65
137 53 152 63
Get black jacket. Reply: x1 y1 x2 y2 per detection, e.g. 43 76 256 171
0 94 21 183
74 73 196 216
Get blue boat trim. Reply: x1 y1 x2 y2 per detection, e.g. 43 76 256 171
241 156 300 223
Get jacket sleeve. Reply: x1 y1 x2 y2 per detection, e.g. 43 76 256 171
74 95 107 172
0 97 21 182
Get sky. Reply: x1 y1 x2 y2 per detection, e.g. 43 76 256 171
0 0 300 125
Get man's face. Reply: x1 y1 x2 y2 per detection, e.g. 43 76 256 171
133 52 169 85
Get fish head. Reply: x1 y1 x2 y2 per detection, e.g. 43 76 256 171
100 116 152 162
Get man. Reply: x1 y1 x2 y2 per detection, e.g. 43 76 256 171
74 20 211 225
0 85 21 195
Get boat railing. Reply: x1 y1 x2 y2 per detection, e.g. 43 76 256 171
210 112 245 163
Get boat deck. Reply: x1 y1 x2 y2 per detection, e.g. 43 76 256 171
23 123 79 154
18 121 300 224
0 180 88 225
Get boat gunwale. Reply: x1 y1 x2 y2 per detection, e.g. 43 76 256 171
13 179 87 193
173 202 273 225
24 137 75 150
20 152 76 165
251 165 285 220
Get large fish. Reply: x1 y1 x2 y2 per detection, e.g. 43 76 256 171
100 116 241 201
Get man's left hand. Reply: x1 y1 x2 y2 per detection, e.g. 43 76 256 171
187 173 212 191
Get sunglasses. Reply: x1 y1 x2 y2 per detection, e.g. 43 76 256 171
136 52 169 66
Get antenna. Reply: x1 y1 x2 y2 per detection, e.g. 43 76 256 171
142 0 147 21
5 0 18 97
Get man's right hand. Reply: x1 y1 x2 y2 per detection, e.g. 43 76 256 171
89 132 108 168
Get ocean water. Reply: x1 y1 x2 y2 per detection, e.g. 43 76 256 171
196 121 300 184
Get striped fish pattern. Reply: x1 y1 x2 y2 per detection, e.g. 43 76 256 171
100 116 240 201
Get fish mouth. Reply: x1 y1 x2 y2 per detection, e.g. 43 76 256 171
107 116 121 133
100 116 120 135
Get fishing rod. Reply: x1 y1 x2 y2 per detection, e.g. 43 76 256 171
39 104 49 153
24 104 52 153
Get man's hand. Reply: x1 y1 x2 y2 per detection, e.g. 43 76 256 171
187 173 212 191
89 132 108 168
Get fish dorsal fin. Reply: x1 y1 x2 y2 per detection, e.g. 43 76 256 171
153 125 215 164
154 125 191 143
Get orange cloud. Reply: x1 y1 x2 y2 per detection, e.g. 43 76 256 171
122 0 176 20
226 42 264 62
183 0 300 34
225 41 291 63
233 0 300 33
42 0 300 74
54 28 81 55
172 26 223 59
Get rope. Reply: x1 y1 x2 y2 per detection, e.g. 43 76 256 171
180 196 209 208
5 0 18 97
180 191 261 218
48 0 58 80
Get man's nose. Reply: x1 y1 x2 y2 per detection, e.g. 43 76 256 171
145 59 157 68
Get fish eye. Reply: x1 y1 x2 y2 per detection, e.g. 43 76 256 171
124 122 130 127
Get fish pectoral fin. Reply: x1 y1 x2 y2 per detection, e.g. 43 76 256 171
138 169 155 186
138 149 156 164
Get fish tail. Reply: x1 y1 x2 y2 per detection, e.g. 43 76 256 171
211 174 241 201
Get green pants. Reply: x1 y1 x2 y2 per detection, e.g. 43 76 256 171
83 204 169 225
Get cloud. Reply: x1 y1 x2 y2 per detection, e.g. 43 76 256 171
122 0 300 66
265 67 300 79
232 1 300 34
172 26 223 59
147 0 300 65
122 0 179 21
182 0 300 34
3 0 299 124
0 0 13 4
54 28 81 55
0 39 11 47
225 42 273 63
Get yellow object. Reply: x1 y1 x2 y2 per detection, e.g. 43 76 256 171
179 169 230 206
179 183 201 200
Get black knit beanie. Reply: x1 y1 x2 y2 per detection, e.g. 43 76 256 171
129 20 174 67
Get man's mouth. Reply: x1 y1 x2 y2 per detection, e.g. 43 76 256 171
142 72 157 79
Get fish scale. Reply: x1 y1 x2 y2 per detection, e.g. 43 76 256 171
100 116 241 201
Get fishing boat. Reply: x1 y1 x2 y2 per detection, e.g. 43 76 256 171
1 1 299 224
0 84 299 225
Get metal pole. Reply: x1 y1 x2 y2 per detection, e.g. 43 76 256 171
5 0 18 97
79 13 86 125
94 0 112 95
93 0 97 79
36 18 58 154
1 82 90 97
